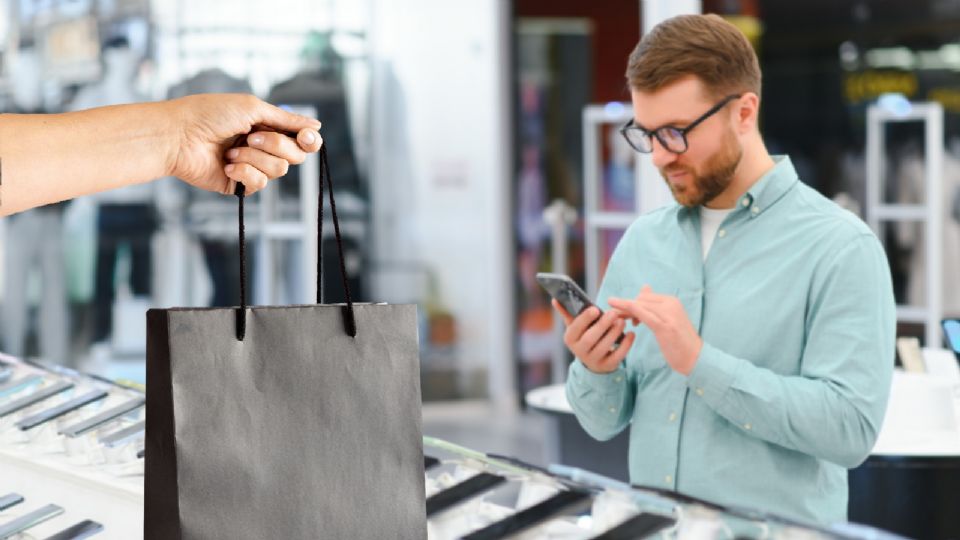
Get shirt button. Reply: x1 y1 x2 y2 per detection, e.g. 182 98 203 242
609 407 617 414
717 229 727 238
665 475 673 485
744 423 752 430
696 388 704 396
751 206 760 215
614 376 622 383
741 198 750 207
668 412 677 422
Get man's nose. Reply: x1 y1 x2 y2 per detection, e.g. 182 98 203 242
650 137 679 169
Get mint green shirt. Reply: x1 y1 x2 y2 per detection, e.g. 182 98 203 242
566 156 895 524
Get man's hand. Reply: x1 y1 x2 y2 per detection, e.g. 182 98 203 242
552 299 636 374
607 285 702 375
165 94 323 195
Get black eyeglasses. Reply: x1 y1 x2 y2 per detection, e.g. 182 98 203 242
620 94 742 154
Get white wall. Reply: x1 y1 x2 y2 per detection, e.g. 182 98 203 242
370 0 514 409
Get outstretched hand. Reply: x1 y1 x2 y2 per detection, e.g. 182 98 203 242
166 94 323 195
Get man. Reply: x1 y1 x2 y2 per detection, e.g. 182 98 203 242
0 94 322 216
555 14 894 524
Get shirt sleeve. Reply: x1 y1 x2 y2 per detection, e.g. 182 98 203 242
685 233 896 468
564 226 638 441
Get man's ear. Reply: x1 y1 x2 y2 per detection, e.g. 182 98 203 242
735 93 760 135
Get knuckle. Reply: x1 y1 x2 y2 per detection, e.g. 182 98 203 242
263 132 282 153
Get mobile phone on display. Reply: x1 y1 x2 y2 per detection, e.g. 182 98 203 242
536 272 624 346
942 319 960 361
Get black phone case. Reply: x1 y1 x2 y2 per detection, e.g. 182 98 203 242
536 273 594 316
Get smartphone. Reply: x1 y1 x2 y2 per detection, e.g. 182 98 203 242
942 319 960 361
536 272 624 346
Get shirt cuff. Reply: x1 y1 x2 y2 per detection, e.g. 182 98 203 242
686 342 744 410
567 360 627 398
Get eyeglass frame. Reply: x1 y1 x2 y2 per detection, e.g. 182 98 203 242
619 93 743 154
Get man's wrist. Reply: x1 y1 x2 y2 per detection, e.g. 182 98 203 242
679 337 704 376
571 359 626 387
155 99 185 179
583 361 620 375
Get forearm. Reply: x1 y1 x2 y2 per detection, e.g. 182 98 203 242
0 102 177 215
688 344 890 468
565 361 634 441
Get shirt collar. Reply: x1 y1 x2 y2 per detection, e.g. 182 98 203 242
676 155 800 223
736 155 799 219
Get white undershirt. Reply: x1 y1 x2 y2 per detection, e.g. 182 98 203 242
700 206 735 261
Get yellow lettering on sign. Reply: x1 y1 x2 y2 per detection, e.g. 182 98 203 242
844 72 918 103
928 88 960 113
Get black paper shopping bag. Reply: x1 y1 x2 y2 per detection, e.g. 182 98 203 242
144 146 426 539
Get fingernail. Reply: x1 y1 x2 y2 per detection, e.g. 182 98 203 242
301 130 317 144
227 148 239 159
225 164 235 173
250 134 264 146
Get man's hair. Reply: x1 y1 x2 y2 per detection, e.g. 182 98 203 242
626 14 761 99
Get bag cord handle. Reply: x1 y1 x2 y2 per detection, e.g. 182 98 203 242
235 144 357 341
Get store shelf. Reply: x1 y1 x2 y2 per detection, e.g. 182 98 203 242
871 205 928 222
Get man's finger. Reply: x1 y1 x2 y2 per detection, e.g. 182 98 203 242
630 302 665 329
635 285 668 303
588 318 625 357
245 131 308 165
581 309 621 350
564 306 601 347
297 127 323 152
598 331 636 368
608 298 643 318
225 162 268 195
568 306 601 335
255 99 322 135
227 147 291 180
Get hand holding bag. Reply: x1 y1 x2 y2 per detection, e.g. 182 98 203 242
145 146 426 539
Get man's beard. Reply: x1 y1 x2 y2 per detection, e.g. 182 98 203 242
660 135 743 208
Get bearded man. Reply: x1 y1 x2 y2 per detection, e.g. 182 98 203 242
553 14 895 525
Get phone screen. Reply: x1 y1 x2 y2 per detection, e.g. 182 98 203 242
555 282 593 316
944 319 960 360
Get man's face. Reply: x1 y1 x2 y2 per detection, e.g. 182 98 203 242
630 76 743 208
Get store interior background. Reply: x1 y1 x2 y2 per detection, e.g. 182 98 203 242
1 0 960 533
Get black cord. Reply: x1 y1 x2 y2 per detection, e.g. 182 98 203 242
234 145 356 340
320 145 357 337
235 183 247 341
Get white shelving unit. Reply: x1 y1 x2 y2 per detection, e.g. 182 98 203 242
582 103 638 298
866 101 944 346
